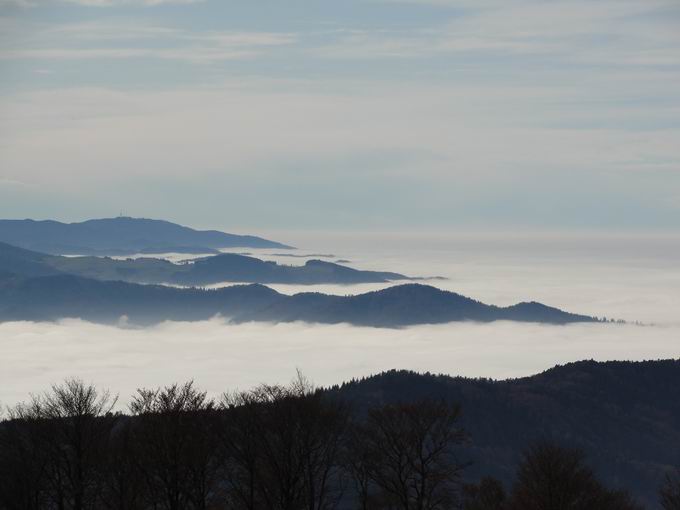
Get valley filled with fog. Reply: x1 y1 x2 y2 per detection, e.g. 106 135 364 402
2 231 678 407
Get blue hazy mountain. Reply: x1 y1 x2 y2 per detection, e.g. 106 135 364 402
0 242 411 285
0 217 292 255
173 256 409 286
232 284 596 326
0 270 596 326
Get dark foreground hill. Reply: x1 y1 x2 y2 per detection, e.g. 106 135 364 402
330 360 680 507
0 242 411 286
0 216 291 254
1 361 677 508
0 270 596 326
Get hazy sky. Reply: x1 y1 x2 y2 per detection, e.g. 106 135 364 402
0 0 679 231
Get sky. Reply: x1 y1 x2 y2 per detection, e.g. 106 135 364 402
0 0 679 232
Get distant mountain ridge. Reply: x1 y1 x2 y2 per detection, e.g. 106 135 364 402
0 270 597 326
0 217 292 254
233 283 596 326
0 227 601 326
0 242 412 286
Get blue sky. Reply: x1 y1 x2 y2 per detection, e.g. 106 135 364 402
0 0 678 231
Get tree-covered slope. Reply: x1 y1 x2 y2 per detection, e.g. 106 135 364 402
330 360 680 507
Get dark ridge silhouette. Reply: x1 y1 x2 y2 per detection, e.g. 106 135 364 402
0 242 413 286
0 216 292 254
330 360 680 507
0 268 596 326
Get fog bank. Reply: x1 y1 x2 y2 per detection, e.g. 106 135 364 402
2 319 678 409
2 231 678 409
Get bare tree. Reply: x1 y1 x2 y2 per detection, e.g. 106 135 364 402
0 379 118 510
508 442 642 510
99 418 146 510
129 381 220 510
0 401 50 510
460 477 506 510
661 468 680 510
343 420 381 510
298 394 349 509
351 399 467 510
220 389 267 510
42 379 118 510
219 373 349 510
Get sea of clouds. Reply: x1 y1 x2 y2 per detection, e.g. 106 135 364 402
1 231 678 408
2 318 679 410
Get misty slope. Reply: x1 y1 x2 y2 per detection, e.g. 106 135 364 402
330 360 680 507
0 273 281 324
0 242 411 285
0 269 596 326
234 284 595 326
0 242 63 278
0 217 291 254
172 255 409 285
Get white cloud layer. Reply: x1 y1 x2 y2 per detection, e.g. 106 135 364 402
1 231 678 409
1 319 678 410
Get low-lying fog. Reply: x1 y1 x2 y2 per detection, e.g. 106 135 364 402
2 320 678 409
2 232 679 408
208 231 680 325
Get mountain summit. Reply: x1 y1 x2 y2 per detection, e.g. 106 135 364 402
0 217 292 255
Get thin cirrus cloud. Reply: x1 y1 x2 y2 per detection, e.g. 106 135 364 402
0 48 255 61
0 18 298 62
68 0 206 4
316 0 680 67
1 77 678 229
0 0 205 6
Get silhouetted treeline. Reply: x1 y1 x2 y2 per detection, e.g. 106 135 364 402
0 376 465 510
1 375 668 510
